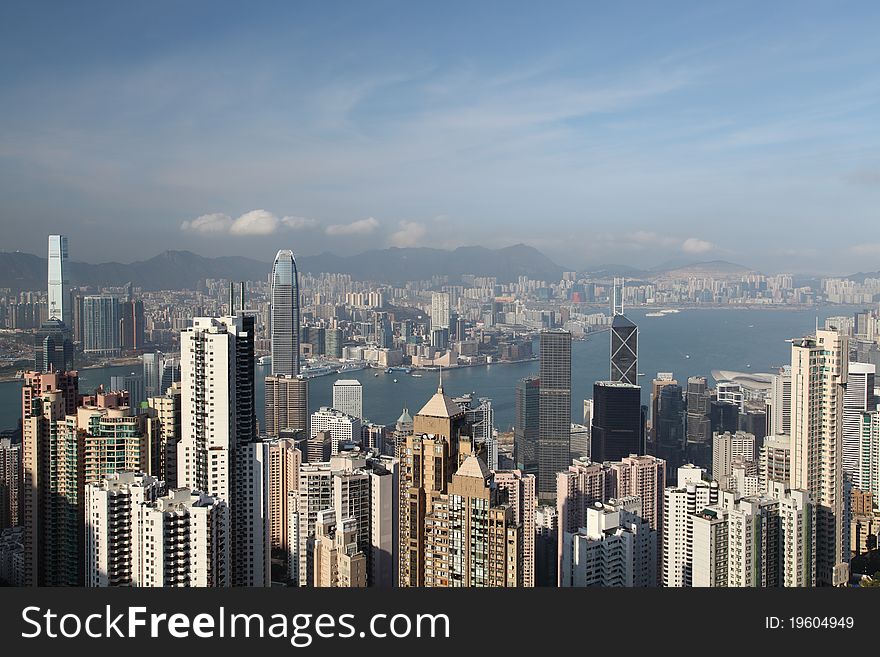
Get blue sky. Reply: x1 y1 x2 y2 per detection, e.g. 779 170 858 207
1 1 879 273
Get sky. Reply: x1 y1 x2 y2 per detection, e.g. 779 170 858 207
1 1 879 274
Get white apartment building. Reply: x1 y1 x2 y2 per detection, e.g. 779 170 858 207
86 473 229 587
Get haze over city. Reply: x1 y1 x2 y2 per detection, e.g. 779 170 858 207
2 1 879 273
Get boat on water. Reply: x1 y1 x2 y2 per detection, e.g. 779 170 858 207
645 312 664 317
257 355 272 366
300 365 337 379
411 373 423 377
393 378 398 383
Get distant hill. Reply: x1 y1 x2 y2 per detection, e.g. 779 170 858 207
650 260 755 280
0 244 565 290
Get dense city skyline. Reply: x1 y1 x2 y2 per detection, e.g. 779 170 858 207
2 2 880 273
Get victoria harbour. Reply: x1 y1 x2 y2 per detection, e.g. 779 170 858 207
0 306 854 433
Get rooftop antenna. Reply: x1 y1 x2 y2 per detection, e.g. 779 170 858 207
438 364 444 394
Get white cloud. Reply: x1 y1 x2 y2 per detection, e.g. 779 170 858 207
390 221 428 247
229 209 279 235
181 210 319 236
180 213 233 233
681 237 716 254
325 216 380 236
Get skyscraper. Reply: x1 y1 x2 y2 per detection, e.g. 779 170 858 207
34 319 73 372
333 379 363 419
21 370 82 586
685 376 712 469
513 376 541 474
265 375 309 438
538 329 572 502
431 291 451 330
82 295 121 356
790 330 850 586
177 314 268 587
843 362 876 488
47 235 70 328
0 438 21 530
655 383 685 476
270 249 301 376
591 381 643 463
610 314 638 385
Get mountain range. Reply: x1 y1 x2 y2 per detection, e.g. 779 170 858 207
0 244 566 291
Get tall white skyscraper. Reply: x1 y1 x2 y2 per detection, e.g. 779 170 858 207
85 472 229 587
790 330 849 586
47 234 70 327
768 365 792 436
177 314 268 586
431 291 451 330
333 379 363 419
662 465 719 587
843 362 876 487
271 249 301 376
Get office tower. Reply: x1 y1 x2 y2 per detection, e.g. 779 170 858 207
21 370 82 586
82 295 121 356
514 376 540 474
109 373 145 412
768 365 792 436
375 313 393 350
662 465 719 587
570 423 590 461
535 505 558 586
610 313 638 385
710 400 739 435
47 235 70 327
398 381 473 587
656 383 685 475
34 319 73 372
145 382 181 487
650 373 677 443
270 249 301 376
177 314 267 587
715 381 745 412
685 376 712 470
494 470 537 588
268 438 301 570
310 407 362 454
395 407 413 437
0 438 21 530
560 497 657 587
843 362 876 487
305 431 332 463
313 510 367 587
84 472 162 587
333 379 363 419
325 328 343 359
86 475 229 587
591 381 643 463
790 330 849 586
265 375 309 438
431 291 451 330
759 433 792 492
712 431 756 481
538 329 572 501
143 352 161 398
119 298 145 351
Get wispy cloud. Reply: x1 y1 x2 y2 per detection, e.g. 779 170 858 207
181 210 319 236
325 217 380 236
681 237 716 254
